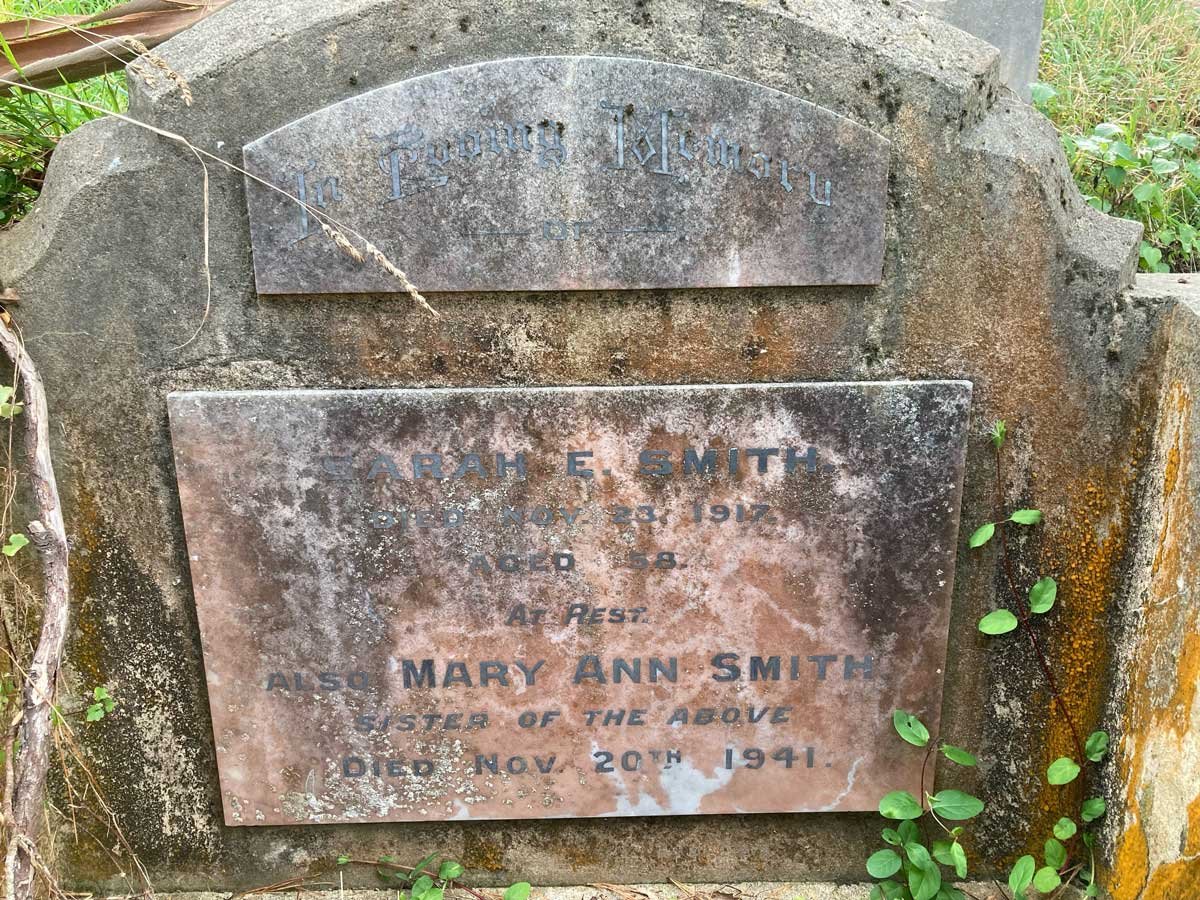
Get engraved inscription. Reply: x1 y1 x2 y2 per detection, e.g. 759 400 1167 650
169 382 970 826
243 56 891 293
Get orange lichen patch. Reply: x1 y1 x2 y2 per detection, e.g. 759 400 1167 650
1108 380 1199 900
1043 468 1138 756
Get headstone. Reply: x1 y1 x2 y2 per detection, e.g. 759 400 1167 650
1 0 1191 894
243 56 891 293
168 382 969 824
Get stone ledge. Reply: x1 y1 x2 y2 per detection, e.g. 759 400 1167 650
146 882 1082 900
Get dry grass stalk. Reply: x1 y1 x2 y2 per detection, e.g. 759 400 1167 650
0 75 441 324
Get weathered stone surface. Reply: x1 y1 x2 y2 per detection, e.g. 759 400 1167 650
1102 274 1200 899
243 56 890 293
168 382 969 825
0 0 1176 893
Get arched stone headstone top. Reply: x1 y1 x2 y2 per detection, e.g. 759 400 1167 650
242 56 892 293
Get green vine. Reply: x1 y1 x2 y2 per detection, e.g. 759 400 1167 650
866 422 1110 900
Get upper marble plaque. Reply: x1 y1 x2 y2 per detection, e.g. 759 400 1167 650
242 56 891 294
169 382 969 826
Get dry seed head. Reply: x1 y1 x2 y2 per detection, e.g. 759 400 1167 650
123 37 193 106
319 222 364 263
363 240 440 318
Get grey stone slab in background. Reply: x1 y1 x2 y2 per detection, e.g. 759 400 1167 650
242 56 891 294
917 0 1047 101
168 382 970 825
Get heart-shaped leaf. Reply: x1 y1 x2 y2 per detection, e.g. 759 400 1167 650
1081 796 1107 822
1053 817 1077 840
1029 577 1057 614
1047 757 1081 785
867 849 902 878
1085 731 1109 762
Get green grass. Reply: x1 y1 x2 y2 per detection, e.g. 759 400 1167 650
0 0 127 226
1039 0 1200 272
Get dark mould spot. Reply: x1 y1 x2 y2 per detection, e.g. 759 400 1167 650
741 337 768 362
458 16 469 32
609 350 629 378
431 354 448 375
348 74 358 86
407 44 418 52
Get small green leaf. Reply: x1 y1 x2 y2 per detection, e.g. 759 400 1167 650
424 889 444 900
874 880 905 900
1030 83 1056 107
438 861 464 881
893 710 930 747
1094 123 1123 139
1085 731 1109 762
1081 796 1107 822
1082 831 1096 849
978 609 1019 635
879 790 923 820
950 841 967 879
1029 577 1057 614
990 420 1007 450
898 820 919 844
1044 838 1067 869
904 844 941 900
1151 157 1180 176
85 703 104 722
881 827 902 846
503 884 531 900
1133 183 1161 205
1008 855 1035 899
867 849 903 878
2 533 29 557
1053 817 1077 840
940 744 977 766
1104 165 1127 188
929 789 984 820
1086 881 1100 896
412 875 434 896
337 854 351 866
1009 509 1043 525
1171 133 1199 151
411 854 438 880
930 839 953 866
1047 757 1081 785
968 523 995 549
1033 867 1062 893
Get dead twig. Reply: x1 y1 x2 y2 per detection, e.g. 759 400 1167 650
0 318 70 900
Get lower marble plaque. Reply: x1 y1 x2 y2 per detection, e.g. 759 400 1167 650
168 382 971 826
